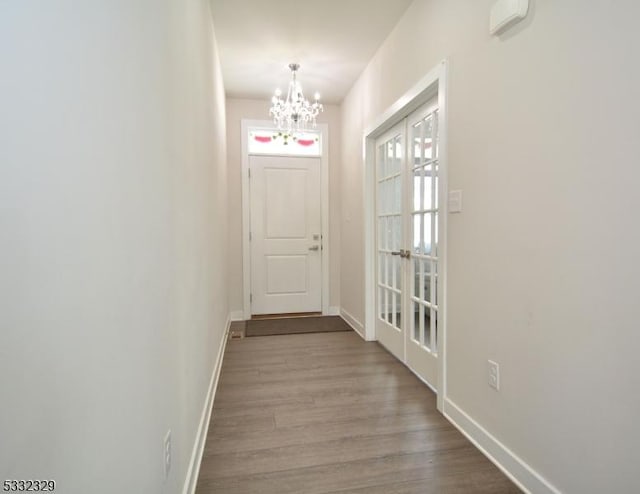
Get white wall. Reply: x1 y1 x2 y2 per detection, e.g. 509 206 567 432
225 98 341 315
0 1 228 493
341 1 640 492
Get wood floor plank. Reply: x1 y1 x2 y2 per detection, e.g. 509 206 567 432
284 351 398 370
310 382 434 408
211 393 434 424
195 331 520 493
208 413 275 435
200 428 468 479
212 393 314 410
273 395 437 428
208 412 449 455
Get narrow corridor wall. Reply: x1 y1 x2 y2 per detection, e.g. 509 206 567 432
0 1 228 493
340 1 640 492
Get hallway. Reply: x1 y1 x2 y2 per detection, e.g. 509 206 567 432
4 2 640 492
195 331 519 493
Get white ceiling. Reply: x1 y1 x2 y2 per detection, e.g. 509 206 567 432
209 0 414 104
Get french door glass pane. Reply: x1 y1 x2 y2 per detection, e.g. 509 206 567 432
413 258 420 298
434 309 438 348
432 165 439 210
393 215 402 250
433 111 439 159
412 122 422 166
424 265 431 303
423 307 431 348
412 301 419 341
434 212 439 256
433 261 438 305
414 170 422 210
422 166 432 211
383 253 388 286
423 115 434 161
422 213 432 255
413 214 420 255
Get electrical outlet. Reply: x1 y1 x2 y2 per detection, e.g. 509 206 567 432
163 430 172 480
488 360 500 390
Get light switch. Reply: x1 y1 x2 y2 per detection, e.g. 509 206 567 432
448 190 462 213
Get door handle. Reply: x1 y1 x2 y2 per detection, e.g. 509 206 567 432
309 245 320 251
391 251 402 256
401 249 411 259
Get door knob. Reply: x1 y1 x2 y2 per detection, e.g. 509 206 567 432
309 245 320 251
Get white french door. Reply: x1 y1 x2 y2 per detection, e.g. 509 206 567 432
405 101 440 385
375 122 405 358
375 98 441 389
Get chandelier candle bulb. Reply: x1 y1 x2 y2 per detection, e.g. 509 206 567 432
269 62 324 135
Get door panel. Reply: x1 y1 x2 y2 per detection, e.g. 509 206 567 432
265 255 307 293
265 168 307 237
375 123 405 358
250 155 321 314
407 101 440 387
375 97 441 390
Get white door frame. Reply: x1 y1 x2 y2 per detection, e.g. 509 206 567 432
241 119 330 319
363 60 449 411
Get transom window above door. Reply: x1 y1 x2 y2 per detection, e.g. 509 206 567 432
248 129 321 156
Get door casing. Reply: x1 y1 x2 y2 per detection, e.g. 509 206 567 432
363 60 449 411
241 120 330 319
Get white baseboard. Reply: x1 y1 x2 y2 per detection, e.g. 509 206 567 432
327 306 340 316
229 310 244 321
443 398 560 494
340 308 365 340
181 315 231 494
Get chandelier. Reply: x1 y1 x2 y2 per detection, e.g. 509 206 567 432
269 63 323 134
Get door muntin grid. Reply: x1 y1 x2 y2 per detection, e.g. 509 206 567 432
410 110 439 352
376 133 403 331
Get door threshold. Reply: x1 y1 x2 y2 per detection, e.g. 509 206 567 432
251 312 322 321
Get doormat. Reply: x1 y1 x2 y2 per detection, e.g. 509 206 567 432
245 316 352 337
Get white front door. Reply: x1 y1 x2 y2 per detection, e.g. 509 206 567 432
249 155 322 315
375 97 441 390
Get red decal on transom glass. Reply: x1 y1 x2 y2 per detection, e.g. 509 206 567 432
254 135 272 143
297 139 315 146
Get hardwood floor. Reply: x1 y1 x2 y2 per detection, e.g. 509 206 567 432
195 331 520 494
